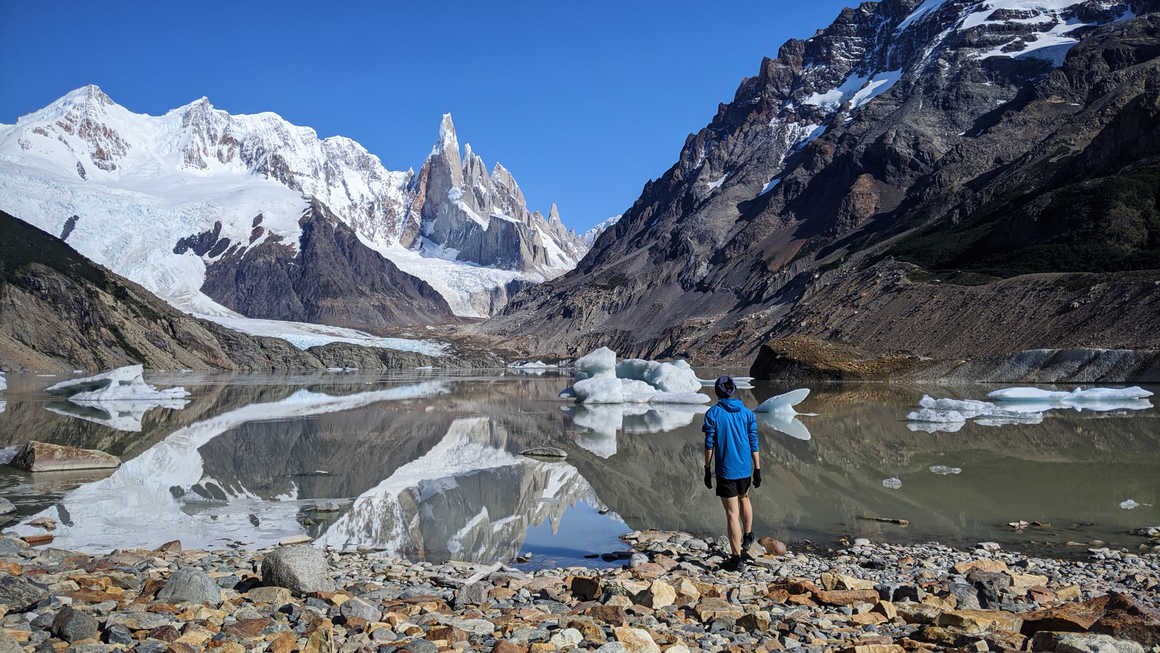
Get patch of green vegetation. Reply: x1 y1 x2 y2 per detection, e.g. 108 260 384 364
891 163 1160 277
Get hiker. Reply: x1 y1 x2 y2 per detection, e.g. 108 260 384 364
702 375 760 571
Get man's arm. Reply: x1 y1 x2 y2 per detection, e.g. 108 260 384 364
702 412 716 489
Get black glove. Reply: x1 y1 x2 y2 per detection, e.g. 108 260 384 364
703 466 713 489
753 468 762 488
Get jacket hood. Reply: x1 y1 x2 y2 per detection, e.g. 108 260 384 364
718 397 745 412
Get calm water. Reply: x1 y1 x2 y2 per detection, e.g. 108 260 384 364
0 370 1157 568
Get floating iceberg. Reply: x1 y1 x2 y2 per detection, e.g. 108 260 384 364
882 477 902 490
1120 499 1139 510
42 365 191 430
906 420 965 434
45 365 190 402
508 360 558 369
930 465 962 475
988 386 1153 403
755 388 810 414
563 348 708 405
907 394 1051 431
0 372 6 392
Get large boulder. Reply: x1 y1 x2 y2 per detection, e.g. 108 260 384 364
260 545 335 595
10 441 120 472
51 606 98 643
156 568 222 606
0 574 48 612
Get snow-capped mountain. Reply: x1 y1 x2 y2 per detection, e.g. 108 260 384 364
0 86 588 320
582 214 622 246
496 0 1160 359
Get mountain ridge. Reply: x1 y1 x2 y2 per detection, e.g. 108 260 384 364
0 87 588 321
491 0 1160 362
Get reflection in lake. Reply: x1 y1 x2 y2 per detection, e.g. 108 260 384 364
0 372 1157 564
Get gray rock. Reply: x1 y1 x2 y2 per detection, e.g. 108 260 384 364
0 630 20 653
156 568 222 606
400 639 437 653
51 606 97 643
104 612 175 631
595 643 628 653
1031 632 1145 653
454 582 490 609
103 624 133 646
0 574 48 612
0 498 13 515
132 643 168 653
260 545 335 595
339 597 380 622
629 553 649 568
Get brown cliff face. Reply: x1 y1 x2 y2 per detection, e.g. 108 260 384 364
491 4 1160 363
201 200 456 331
0 210 322 373
0 211 499 372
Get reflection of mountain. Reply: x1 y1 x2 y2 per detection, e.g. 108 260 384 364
8 382 450 551
317 417 603 561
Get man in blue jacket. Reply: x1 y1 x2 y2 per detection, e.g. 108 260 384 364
703 375 761 571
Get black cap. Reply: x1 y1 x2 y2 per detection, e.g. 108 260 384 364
714 375 736 399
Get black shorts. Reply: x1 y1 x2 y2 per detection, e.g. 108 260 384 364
716 475 751 498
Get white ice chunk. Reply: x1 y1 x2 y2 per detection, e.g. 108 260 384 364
43 366 190 430
929 465 962 475
882 477 903 490
988 386 1153 403
616 358 701 393
755 388 810 415
44 365 189 402
0 373 6 392
1120 499 1139 510
575 347 617 379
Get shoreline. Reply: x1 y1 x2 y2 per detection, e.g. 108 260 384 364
0 530 1157 652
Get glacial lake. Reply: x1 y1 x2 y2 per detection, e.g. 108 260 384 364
0 370 1157 568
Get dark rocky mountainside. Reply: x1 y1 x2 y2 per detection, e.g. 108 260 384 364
201 199 455 329
492 0 1160 363
0 211 497 372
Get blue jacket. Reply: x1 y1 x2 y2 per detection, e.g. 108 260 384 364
703 398 759 480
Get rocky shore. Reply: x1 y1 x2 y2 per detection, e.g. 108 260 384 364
0 530 1158 653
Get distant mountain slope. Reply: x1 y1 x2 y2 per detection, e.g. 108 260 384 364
0 211 498 372
0 88 588 320
495 0 1160 361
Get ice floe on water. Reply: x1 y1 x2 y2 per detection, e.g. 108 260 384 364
0 371 6 392
563 347 708 404
756 388 810 414
882 477 903 490
42 365 190 431
9 381 451 552
987 386 1154 413
1120 499 1140 510
905 386 1151 432
930 465 962 475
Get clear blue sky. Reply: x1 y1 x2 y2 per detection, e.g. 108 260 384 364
1 1 853 233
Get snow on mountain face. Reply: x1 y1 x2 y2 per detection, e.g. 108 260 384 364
582 215 622 246
0 87 589 319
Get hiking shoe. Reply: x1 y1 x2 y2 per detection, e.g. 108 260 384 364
742 531 755 549
721 554 747 573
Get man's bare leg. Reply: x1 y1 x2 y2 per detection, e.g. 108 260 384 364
721 496 742 556
739 493 753 539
